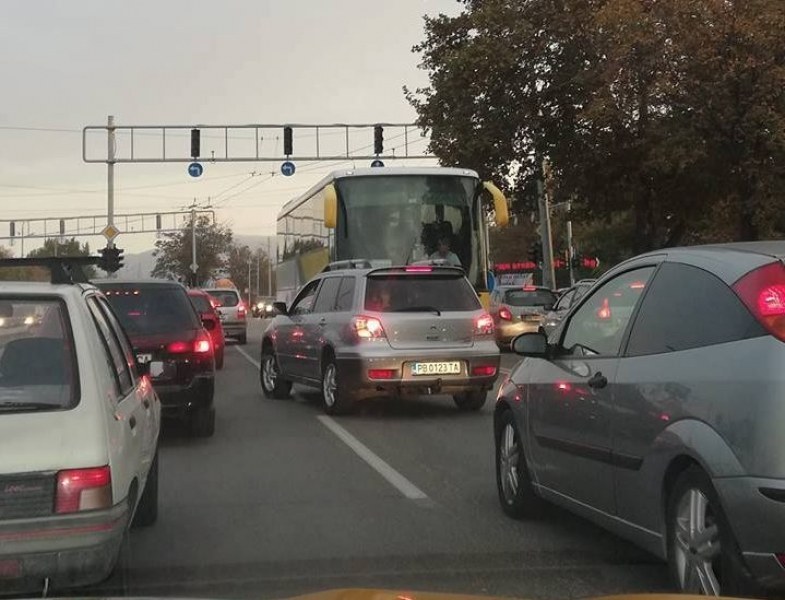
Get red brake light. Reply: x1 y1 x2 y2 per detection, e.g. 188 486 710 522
194 336 212 353
405 266 433 272
523 285 537 291
368 368 396 379
237 302 247 317
167 341 190 353
475 313 494 336
352 315 387 340
733 261 785 341
472 365 497 377
56 466 112 514
499 306 513 321
168 335 212 354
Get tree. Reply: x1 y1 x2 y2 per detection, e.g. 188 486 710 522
28 238 96 278
152 216 233 285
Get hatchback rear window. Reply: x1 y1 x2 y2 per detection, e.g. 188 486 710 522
0 298 78 412
99 286 200 335
364 275 480 312
206 290 240 307
504 289 557 307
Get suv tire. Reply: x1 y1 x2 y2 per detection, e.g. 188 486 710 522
260 347 292 399
190 406 215 437
453 389 487 411
495 410 542 518
132 450 158 527
321 358 354 415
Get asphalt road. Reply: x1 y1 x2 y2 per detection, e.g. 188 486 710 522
91 318 670 600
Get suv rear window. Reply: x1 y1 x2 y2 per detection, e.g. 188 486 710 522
99 285 200 335
205 290 240 307
0 298 78 411
504 289 557 307
364 274 480 312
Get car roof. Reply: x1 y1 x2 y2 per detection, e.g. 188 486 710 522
0 281 95 296
202 287 240 293
92 278 185 289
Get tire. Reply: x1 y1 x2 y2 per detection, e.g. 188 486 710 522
132 450 158 528
495 409 542 518
666 466 754 597
189 406 215 437
237 332 247 345
215 348 224 370
321 357 354 415
260 348 291 399
453 389 488 411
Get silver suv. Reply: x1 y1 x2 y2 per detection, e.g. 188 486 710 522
260 264 500 414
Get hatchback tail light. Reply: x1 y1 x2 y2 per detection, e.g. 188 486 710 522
56 466 112 514
498 306 513 321
475 313 494 336
237 303 247 318
368 368 396 379
352 315 387 340
733 261 785 341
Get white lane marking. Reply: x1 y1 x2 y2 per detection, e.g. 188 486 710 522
317 415 430 502
235 345 260 369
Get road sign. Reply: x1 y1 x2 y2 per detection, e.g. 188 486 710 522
190 262 198 273
280 161 296 176
188 162 203 177
101 224 120 242
370 159 385 168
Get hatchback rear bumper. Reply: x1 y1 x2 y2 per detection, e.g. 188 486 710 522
336 346 500 400
0 500 128 594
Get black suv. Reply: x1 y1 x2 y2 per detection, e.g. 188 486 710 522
95 280 216 436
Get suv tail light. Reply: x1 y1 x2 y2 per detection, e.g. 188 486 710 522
237 302 247 318
475 313 494 336
56 466 112 514
499 306 513 321
733 261 785 341
352 315 387 340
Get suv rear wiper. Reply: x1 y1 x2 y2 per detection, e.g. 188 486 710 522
393 306 442 316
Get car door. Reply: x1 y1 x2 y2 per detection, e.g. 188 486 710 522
527 266 656 514
306 276 343 380
86 295 147 501
276 280 321 379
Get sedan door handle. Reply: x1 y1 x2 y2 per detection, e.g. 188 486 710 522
588 372 608 389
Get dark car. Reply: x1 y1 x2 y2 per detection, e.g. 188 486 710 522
188 288 225 370
95 280 216 437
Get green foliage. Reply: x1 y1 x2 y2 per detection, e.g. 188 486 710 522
152 216 233 285
27 238 96 278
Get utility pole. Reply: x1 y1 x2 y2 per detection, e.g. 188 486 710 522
268 237 274 297
247 256 253 307
566 197 575 286
538 158 557 290
107 115 116 249
190 204 197 287
255 252 261 298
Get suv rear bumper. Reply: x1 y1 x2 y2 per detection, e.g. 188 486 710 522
154 375 214 416
335 345 500 400
0 500 129 594
222 321 247 336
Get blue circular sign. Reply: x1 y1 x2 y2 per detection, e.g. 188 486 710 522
370 159 385 168
281 161 296 177
188 162 203 177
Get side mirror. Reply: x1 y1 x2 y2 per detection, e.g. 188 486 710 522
512 332 549 358
202 317 217 331
272 301 288 315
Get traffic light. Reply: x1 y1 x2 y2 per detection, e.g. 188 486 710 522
581 256 600 270
527 241 542 265
190 129 200 158
98 246 124 273
283 126 293 156
374 125 384 155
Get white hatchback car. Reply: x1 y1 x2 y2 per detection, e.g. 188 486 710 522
0 277 160 594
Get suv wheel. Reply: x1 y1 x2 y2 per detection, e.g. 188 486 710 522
495 410 542 518
260 348 291 399
453 389 487 411
667 466 753 597
321 358 354 415
132 450 158 528
190 406 215 437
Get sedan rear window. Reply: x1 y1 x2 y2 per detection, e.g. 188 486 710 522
206 290 240 307
100 286 200 335
504 289 557 307
0 298 77 412
365 275 480 312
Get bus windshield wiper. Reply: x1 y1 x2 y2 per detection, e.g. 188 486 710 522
393 306 441 316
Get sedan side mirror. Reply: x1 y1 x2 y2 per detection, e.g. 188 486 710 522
512 332 549 358
272 301 288 315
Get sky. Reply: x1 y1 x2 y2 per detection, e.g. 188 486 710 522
0 0 459 255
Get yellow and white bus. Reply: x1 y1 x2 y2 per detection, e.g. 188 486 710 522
275 167 508 306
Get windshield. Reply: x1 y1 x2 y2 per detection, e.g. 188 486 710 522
504 289 558 307
336 175 482 286
100 286 200 335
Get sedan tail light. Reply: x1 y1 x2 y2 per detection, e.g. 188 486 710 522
498 306 513 321
56 466 112 514
168 334 213 355
352 315 387 340
474 313 495 336
733 261 785 341
472 365 497 377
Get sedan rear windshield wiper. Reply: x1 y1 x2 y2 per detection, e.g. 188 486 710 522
392 306 442 316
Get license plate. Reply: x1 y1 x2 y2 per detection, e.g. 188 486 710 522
411 361 461 376
136 353 153 364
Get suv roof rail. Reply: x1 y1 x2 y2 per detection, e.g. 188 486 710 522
321 259 373 272
0 257 101 285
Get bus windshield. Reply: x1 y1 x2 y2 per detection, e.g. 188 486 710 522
335 174 481 284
